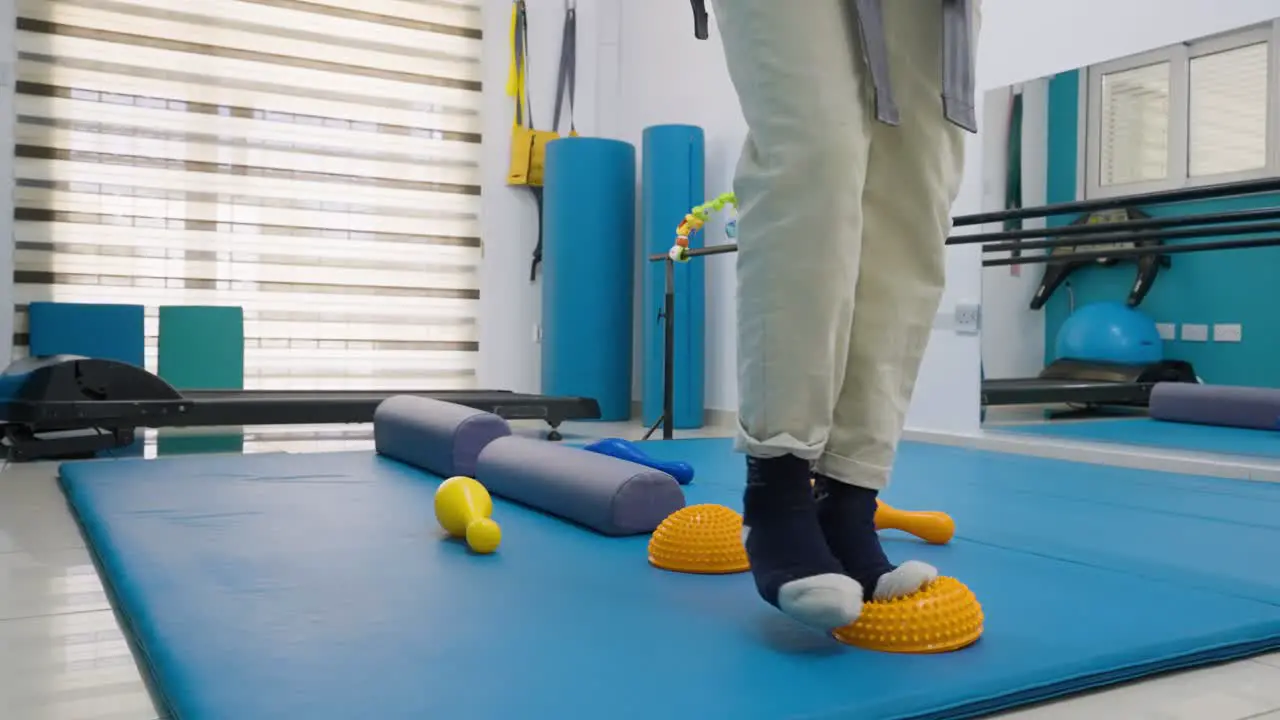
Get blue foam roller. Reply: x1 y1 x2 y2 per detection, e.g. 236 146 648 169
374 396 512 478
28 302 145 367
474 435 685 536
541 137 636 422
641 125 706 429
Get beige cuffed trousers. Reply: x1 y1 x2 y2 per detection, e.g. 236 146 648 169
715 0 971 489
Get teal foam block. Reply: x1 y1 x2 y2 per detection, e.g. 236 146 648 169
157 306 246 455
157 306 245 390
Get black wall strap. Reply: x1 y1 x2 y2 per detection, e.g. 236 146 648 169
690 0 709 39
530 2 578 282
552 5 576 134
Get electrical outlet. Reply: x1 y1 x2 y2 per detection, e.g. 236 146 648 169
1181 323 1208 342
1213 323 1242 342
954 303 981 335
1155 323 1176 341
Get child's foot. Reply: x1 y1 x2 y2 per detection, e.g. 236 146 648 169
743 455 863 630
813 475 937 601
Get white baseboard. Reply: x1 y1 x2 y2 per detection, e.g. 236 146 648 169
904 427 1280 483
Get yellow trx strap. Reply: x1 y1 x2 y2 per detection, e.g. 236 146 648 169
506 0 579 280
506 0 578 190
506 0 549 187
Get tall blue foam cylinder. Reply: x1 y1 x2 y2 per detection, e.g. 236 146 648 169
641 125 706 429
542 137 637 421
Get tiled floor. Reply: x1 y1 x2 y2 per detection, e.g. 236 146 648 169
3 421 1280 719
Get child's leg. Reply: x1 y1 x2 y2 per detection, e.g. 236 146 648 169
814 0 972 601
710 0 874 630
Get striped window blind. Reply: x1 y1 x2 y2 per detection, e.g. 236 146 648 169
1189 42 1270 177
12 0 484 391
1098 61 1171 187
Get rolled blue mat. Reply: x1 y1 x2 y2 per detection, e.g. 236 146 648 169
474 435 685 536
541 137 637 422
641 125 706 429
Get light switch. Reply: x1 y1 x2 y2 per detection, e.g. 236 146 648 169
1181 324 1209 342
1213 323 1242 342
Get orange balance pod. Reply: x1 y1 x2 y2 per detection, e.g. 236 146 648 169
832 577 984 654
648 504 751 574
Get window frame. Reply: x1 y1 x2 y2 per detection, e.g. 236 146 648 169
1084 22 1278 200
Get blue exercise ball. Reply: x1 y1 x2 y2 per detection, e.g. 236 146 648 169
1055 301 1163 365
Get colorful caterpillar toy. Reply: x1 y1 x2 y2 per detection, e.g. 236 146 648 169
669 192 738 262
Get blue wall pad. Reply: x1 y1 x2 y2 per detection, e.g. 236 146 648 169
541 137 636 421
28 302 145 367
61 438 1280 719
641 125 706 429
1001 418 1280 459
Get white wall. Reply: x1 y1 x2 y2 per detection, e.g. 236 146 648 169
477 0 611 393
976 0 1280 89
980 80 1049 381
612 0 742 413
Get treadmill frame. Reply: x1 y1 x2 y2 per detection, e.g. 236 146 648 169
0 357 602 460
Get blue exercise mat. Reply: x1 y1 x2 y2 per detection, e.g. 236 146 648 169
60 439 1280 720
1000 418 1280 459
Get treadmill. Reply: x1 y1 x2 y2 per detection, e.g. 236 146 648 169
0 355 601 461
981 357 1197 408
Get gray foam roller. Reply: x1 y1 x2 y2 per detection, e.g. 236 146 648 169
373 395 511 478
474 435 686 536
1149 382 1280 430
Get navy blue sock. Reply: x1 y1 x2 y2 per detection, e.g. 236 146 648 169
742 456 861 629
813 475 895 601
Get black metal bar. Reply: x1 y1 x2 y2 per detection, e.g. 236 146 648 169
982 234 1280 267
981 378 1157 406
640 413 665 441
662 259 676 440
949 206 1280 245
952 176 1280 228
981 219 1280 254
3 391 602 431
647 241 739 263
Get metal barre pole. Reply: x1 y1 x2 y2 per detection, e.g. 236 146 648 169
982 234 1280 267
642 243 738 441
662 259 675 439
981 219 1280 254
641 258 679 441
948 206 1280 246
952 176 1280 228
647 241 739 263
